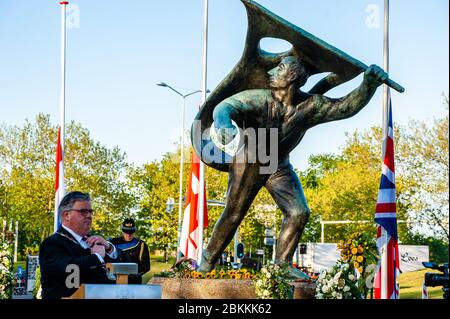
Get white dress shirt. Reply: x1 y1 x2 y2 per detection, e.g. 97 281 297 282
61 224 117 263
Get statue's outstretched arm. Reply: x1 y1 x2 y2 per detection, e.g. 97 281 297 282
308 65 387 127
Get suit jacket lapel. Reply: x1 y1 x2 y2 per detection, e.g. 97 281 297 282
57 226 90 253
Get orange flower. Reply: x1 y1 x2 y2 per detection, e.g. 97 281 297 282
358 267 363 274
351 248 358 255
354 261 359 268
356 255 364 263
357 246 364 253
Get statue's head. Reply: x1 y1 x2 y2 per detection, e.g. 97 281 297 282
268 55 308 89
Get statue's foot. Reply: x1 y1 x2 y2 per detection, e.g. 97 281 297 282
197 255 215 273
286 266 310 280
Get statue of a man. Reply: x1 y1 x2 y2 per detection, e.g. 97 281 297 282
198 55 387 277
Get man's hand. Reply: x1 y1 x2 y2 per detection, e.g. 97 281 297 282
217 124 238 145
91 244 106 258
364 64 388 87
86 235 109 249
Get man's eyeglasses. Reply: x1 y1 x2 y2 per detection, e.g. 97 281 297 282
67 209 94 216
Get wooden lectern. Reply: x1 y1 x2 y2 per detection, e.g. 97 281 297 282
106 262 138 284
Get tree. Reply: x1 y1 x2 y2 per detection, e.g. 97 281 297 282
396 96 449 242
300 126 412 243
0 114 133 256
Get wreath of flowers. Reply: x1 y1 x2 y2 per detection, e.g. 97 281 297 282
315 260 362 299
337 232 378 298
253 263 293 299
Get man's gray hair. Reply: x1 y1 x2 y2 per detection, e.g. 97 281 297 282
58 191 91 218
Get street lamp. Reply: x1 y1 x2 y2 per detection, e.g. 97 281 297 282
157 82 210 261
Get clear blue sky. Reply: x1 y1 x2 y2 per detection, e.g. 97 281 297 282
0 0 448 170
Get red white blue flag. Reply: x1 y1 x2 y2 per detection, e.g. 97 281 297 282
374 98 400 299
54 127 65 232
180 151 208 262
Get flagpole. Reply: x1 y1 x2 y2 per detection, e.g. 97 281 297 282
198 0 209 264
60 1 67 155
55 1 68 232
380 0 390 299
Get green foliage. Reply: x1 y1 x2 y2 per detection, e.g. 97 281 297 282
396 97 449 241
33 266 41 299
0 114 135 255
127 150 185 251
301 126 413 243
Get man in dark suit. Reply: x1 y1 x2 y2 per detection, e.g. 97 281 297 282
39 191 123 299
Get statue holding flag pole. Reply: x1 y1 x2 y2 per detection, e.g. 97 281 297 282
191 0 404 278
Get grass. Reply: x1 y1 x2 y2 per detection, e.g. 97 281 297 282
397 269 444 299
142 256 176 284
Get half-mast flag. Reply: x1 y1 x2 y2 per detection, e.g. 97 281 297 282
54 127 65 231
374 98 400 299
179 151 208 262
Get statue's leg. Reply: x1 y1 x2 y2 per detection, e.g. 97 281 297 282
198 163 266 272
265 161 310 278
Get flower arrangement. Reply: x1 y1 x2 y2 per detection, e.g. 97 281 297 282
253 263 293 299
0 240 16 299
337 233 378 274
337 232 378 297
315 260 362 299
158 258 255 280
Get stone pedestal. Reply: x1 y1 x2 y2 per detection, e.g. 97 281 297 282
149 277 316 299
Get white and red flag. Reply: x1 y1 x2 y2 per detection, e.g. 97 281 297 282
179 151 208 262
374 98 400 299
54 127 65 231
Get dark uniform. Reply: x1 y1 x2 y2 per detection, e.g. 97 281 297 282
110 219 150 284
40 226 123 299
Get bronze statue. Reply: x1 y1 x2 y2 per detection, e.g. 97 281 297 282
191 0 403 277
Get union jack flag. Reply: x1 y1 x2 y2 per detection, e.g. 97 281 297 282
374 97 400 299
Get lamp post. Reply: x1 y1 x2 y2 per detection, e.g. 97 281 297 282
157 82 208 261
